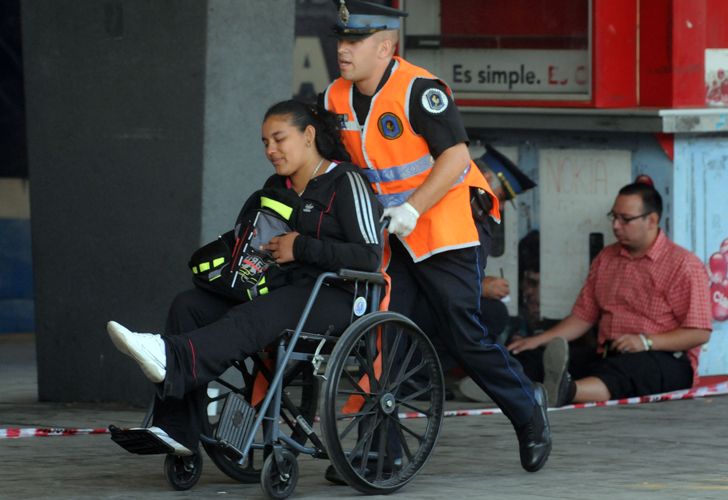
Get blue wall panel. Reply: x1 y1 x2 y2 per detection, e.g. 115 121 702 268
0 218 34 332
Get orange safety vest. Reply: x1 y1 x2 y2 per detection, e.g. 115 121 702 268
324 56 500 261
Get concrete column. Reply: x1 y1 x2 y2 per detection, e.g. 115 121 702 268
21 0 294 403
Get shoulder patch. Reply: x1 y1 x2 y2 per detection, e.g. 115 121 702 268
421 88 449 114
377 112 404 140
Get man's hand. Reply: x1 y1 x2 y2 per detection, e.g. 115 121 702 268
483 276 509 299
507 335 552 354
382 202 420 237
610 334 648 353
261 232 299 264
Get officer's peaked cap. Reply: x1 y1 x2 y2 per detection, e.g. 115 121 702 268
475 145 537 200
331 0 407 40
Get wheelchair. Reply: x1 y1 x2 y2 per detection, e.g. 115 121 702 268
111 267 446 498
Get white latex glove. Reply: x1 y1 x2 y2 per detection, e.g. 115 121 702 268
382 202 420 237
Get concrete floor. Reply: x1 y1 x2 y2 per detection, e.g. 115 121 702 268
2 333 727 499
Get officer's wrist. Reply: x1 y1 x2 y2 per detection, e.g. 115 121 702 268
402 201 420 218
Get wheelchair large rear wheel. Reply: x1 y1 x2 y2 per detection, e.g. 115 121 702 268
202 357 319 483
321 311 444 494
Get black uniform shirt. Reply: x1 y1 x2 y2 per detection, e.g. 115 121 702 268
321 58 469 159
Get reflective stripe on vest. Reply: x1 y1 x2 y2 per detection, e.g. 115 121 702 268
374 166 470 208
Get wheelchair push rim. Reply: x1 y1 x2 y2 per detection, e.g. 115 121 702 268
321 311 444 495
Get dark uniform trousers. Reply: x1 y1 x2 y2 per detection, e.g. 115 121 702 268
153 284 355 449
388 235 537 427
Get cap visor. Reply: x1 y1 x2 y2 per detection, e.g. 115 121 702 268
330 31 376 40
330 25 384 40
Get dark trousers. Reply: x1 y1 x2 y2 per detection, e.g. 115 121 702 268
153 284 354 449
387 236 536 427
480 297 510 342
411 297 510 375
515 344 693 400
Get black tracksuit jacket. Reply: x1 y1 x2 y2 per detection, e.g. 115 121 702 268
265 161 384 284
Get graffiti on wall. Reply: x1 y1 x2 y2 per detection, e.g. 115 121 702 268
708 238 728 321
706 49 728 106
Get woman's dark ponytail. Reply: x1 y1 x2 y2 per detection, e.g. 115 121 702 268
263 100 351 163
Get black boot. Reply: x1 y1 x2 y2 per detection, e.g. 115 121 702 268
516 383 552 472
324 464 347 485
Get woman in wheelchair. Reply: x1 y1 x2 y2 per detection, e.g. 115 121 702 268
108 99 383 456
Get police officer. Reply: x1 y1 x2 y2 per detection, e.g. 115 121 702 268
321 0 551 473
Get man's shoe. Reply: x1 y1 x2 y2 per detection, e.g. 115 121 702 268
516 383 552 472
543 337 571 407
107 321 166 383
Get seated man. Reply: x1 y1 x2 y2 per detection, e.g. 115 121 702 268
480 275 510 341
458 146 537 402
508 180 712 407
473 144 537 342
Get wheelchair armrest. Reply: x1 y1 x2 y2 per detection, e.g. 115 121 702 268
336 268 386 285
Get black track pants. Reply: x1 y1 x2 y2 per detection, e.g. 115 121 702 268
387 236 537 427
153 284 353 449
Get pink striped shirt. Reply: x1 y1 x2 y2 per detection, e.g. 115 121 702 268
572 230 712 384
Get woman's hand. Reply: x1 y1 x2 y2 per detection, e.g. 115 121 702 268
261 232 299 264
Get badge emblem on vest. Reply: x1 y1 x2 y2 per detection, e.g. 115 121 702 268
422 88 448 114
377 112 403 140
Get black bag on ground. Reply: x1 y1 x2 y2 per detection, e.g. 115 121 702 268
188 188 300 301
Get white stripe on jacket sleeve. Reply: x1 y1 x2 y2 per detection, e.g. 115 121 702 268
346 171 379 245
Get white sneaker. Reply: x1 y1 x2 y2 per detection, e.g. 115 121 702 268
107 321 166 383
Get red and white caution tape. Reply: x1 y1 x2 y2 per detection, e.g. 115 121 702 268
0 427 110 440
399 407 504 419
554 380 728 412
397 381 728 420
4 382 728 436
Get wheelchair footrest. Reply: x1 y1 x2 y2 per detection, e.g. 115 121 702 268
215 393 257 454
109 425 176 455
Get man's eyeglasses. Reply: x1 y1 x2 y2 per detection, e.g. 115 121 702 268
606 211 652 224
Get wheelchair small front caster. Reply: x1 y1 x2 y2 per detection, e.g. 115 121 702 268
164 453 203 491
261 449 298 499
